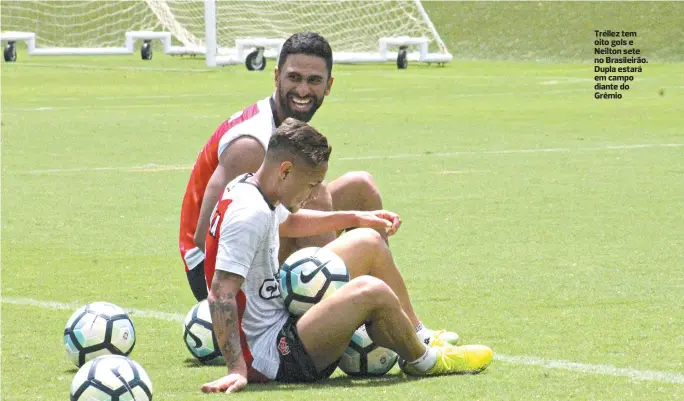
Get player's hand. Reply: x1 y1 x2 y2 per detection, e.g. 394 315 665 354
201 373 248 394
355 210 402 236
372 210 402 236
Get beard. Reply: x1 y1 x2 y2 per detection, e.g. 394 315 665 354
277 85 325 123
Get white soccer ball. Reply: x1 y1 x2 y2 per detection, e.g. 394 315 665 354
63 302 136 367
69 354 153 401
183 300 223 364
339 324 398 377
279 247 349 316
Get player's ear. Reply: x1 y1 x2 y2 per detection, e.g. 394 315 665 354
274 67 280 86
279 161 293 180
325 76 334 96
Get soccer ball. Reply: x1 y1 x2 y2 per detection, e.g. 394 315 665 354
69 354 153 401
339 325 398 377
279 247 349 316
64 302 136 367
183 299 223 364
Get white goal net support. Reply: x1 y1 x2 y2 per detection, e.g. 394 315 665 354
0 0 202 57
0 0 451 67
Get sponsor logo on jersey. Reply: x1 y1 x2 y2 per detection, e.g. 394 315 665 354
259 277 281 300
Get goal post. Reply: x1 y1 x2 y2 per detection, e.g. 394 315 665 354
155 0 453 67
1 0 451 67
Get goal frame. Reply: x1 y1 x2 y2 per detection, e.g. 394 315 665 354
204 0 452 67
1 0 452 67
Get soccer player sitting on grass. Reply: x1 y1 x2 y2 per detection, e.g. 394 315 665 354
200 118 493 393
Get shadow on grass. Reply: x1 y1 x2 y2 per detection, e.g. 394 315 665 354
181 358 439 392
192 369 431 393
242 371 427 393
183 357 226 368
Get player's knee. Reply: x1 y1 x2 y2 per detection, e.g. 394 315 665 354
344 171 380 199
350 276 399 309
343 228 386 253
303 182 333 212
354 228 386 249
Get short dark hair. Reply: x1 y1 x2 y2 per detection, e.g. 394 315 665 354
267 118 332 167
278 32 333 77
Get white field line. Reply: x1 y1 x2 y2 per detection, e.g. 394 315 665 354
18 76 639 106
21 164 193 175
4 296 684 385
495 354 684 385
9 63 588 79
540 78 593 85
3 89 588 113
10 81 678 110
332 71 587 79
10 63 669 87
17 143 683 175
6 103 200 112
337 143 684 161
93 93 215 101
11 78 597 105
437 169 490 175
2 297 184 323
8 62 213 73
21 89 382 103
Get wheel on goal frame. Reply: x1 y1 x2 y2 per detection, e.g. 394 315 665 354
141 40 152 60
4 41 17 62
245 49 266 71
396 46 408 69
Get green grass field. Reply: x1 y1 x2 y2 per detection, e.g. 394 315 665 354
2 3 684 400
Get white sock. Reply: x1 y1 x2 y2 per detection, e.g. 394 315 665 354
408 346 438 372
415 322 431 344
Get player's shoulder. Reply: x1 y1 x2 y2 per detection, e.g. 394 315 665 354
224 96 273 131
219 196 271 237
223 177 274 219
213 96 275 156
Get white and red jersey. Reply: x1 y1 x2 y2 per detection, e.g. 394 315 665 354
204 174 291 380
179 96 277 271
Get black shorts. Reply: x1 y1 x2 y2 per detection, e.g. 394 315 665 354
275 315 339 383
186 261 208 302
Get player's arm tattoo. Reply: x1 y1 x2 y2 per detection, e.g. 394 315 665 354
208 271 246 372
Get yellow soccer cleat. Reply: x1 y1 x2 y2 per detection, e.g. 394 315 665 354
400 345 493 376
